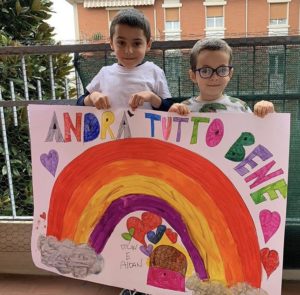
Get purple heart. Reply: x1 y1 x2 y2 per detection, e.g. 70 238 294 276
259 209 281 243
40 150 59 176
140 244 153 256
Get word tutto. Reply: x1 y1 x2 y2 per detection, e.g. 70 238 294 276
145 113 223 146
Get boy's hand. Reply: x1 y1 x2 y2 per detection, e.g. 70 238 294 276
129 91 161 110
254 100 275 118
85 91 111 109
168 103 190 115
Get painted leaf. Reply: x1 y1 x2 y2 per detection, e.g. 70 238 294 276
121 232 132 241
128 227 135 236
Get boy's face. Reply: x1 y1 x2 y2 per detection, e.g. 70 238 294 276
189 49 233 101
110 24 151 69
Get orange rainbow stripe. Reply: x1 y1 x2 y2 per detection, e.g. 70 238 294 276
47 138 261 287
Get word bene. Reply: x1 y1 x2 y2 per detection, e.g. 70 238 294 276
45 111 287 205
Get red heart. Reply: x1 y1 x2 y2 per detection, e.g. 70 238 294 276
260 248 279 278
165 228 178 243
127 212 162 246
40 212 46 220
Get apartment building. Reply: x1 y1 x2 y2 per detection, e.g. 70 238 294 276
67 0 300 41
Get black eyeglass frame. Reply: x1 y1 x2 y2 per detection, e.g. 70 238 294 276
194 65 233 79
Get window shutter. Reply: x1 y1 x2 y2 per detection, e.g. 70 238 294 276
109 10 119 22
207 6 223 17
165 8 179 21
270 3 287 20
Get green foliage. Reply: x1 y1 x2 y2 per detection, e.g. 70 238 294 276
0 0 76 100
0 108 33 216
0 0 53 43
0 0 75 216
92 32 103 41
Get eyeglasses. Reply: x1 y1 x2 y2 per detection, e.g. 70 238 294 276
195 65 233 79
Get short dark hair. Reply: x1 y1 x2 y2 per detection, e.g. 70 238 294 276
110 9 151 42
190 38 233 71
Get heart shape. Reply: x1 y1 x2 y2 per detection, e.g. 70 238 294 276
260 248 279 278
165 228 178 243
127 212 162 246
259 209 281 243
40 149 59 176
147 225 166 244
40 212 46 220
140 244 153 256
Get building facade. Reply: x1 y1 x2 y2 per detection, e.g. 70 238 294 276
67 0 300 41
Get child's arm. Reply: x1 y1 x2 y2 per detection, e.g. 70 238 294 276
84 91 111 110
154 98 174 111
77 91 89 106
168 103 190 115
253 100 275 117
129 91 163 110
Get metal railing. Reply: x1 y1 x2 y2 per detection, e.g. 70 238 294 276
1 36 300 221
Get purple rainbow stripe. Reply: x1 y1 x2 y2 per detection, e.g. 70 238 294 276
89 194 208 280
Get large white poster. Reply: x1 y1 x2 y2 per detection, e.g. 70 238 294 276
28 105 290 295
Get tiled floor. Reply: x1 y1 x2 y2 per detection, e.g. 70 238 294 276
0 275 299 295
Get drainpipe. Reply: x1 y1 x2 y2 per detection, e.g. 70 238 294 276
299 2 300 34
245 0 248 37
154 8 157 40
73 3 79 41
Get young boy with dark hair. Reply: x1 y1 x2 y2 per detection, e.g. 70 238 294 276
77 8 161 295
76 8 171 112
169 38 274 116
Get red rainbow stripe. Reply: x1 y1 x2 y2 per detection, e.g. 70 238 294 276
47 138 261 287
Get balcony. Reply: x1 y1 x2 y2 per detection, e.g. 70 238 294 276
1 36 300 288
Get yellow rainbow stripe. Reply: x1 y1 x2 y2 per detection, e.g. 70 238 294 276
47 138 261 287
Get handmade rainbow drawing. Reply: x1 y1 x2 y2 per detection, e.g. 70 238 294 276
28 105 290 295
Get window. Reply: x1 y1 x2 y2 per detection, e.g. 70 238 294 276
205 5 224 37
163 0 180 4
204 0 227 5
164 8 180 40
206 16 224 28
165 8 180 31
270 19 287 25
165 21 180 31
108 9 120 28
268 2 289 36
206 6 224 28
269 3 288 26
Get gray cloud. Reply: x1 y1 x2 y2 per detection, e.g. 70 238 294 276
38 235 104 278
186 274 268 295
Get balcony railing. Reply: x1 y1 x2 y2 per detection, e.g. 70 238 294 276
1 36 300 268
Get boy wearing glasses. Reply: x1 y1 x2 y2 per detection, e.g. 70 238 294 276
169 38 274 116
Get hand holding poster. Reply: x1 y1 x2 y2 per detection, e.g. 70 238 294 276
28 105 290 295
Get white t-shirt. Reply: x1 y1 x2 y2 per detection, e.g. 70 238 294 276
86 61 171 109
182 95 252 113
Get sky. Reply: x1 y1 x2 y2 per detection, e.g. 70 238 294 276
47 0 76 43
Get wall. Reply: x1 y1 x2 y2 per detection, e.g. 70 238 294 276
0 222 51 275
77 4 108 40
75 0 300 41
